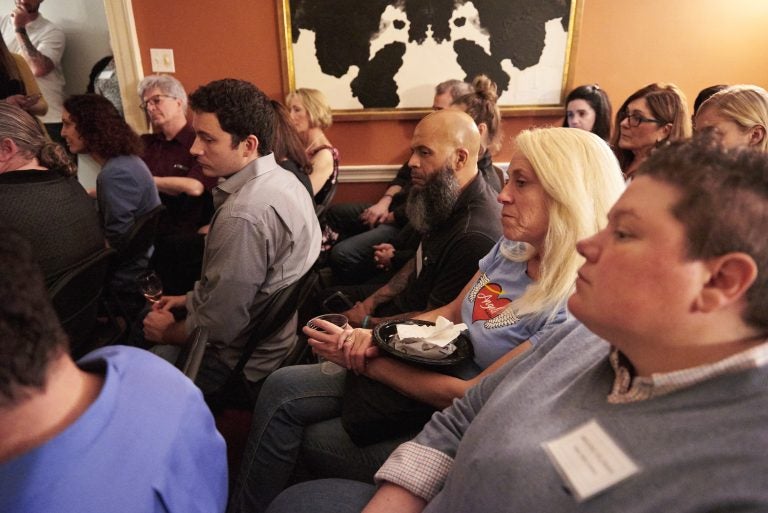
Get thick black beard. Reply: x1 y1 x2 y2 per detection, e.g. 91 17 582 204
406 164 461 233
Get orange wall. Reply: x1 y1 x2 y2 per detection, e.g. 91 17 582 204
131 0 768 170
570 0 768 119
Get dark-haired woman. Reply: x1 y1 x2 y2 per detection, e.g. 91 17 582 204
62 94 160 313
610 83 690 179
562 84 612 141
450 74 505 192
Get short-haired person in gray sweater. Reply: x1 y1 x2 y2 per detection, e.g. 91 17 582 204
266 139 768 513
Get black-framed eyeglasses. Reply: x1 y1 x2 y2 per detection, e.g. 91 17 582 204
620 111 667 128
140 94 174 111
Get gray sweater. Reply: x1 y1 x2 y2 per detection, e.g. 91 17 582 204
377 320 768 512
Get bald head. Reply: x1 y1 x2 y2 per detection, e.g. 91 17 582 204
408 110 481 189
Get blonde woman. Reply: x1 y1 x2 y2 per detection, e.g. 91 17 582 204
229 127 626 513
694 84 768 152
286 88 339 204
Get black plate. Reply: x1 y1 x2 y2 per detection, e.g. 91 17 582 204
373 319 474 367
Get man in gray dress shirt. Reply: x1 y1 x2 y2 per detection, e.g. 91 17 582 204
144 79 321 393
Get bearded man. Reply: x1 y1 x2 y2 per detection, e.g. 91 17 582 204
337 109 501 327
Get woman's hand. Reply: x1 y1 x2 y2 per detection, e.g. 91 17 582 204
302 319 353 367
302 321 378 373
343 328 378 374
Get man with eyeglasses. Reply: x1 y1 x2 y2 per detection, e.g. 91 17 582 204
138 74 218 294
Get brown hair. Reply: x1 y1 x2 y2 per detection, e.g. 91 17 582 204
271 100 312 174
611 83 691 171
451 75 503 154
638 139 768 331
0 229 67 405
64 94 143 159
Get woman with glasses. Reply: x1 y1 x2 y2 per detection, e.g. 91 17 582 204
562 84 612 141
611 83 690 179
694 84 768 152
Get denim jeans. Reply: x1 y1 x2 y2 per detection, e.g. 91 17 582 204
265 479 376 513
228 364 411 513
330 223 401 284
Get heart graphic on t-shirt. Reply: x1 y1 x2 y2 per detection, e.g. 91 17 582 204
472 282 510 322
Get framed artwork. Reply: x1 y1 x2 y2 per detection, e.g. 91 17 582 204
278 0 583 120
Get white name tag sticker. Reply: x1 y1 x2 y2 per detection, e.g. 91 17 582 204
98 69 114 79
542 419 639 502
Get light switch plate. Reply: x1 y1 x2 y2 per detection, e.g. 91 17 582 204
150 48 175 73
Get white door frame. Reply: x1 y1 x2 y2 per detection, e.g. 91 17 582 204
102 0 146 132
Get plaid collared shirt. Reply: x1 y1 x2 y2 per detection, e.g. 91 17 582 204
607 341 768 404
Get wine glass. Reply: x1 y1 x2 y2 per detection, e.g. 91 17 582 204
306 314 349 375
138 271 163 304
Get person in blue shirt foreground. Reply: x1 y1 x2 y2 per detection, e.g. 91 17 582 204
0 229 227 513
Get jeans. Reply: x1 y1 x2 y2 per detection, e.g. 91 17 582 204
228 364 409 513
325 202 402 284
329 223 401 282
265 479 376 513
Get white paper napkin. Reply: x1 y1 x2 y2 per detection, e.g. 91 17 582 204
392 316 467 359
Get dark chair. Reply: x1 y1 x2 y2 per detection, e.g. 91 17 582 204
205 269 320 410
112 204 166 265
314 168 339 220
48 247 116 358
106 204 166 342
175 326 209 381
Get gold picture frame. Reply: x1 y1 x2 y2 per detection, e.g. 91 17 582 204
278 0 583 120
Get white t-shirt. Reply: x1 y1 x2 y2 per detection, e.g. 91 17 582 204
0 13 65 123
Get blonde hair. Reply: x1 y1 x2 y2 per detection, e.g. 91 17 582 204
286 88 333 129
502 127 625 318
697 84 768 153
